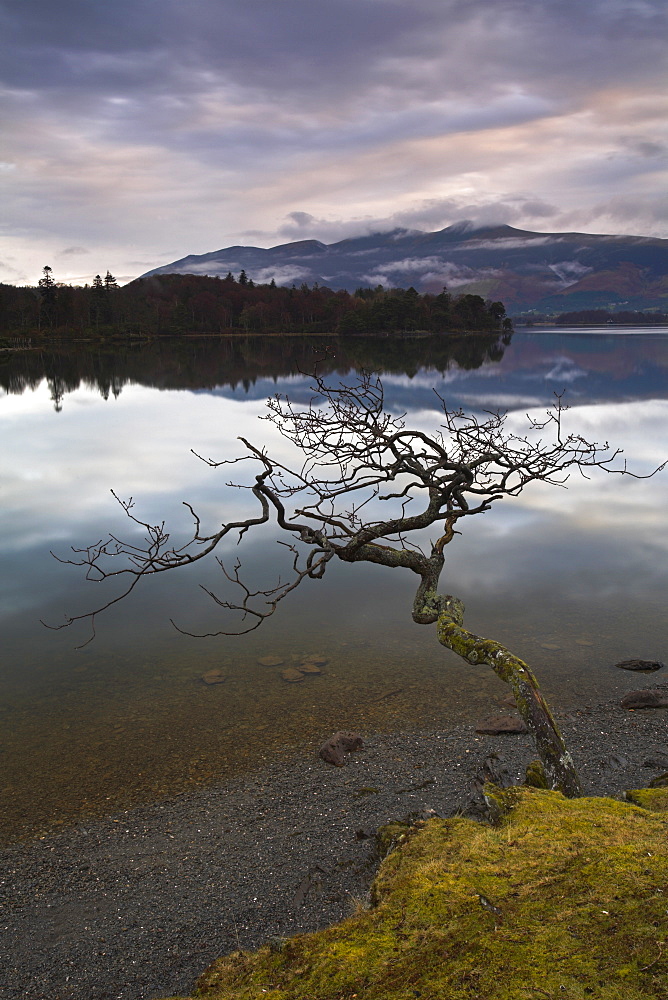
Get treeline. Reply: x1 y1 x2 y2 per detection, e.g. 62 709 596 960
0 269 510 338
554 309 668 326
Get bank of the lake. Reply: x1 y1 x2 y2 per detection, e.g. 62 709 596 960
1 693 667 1000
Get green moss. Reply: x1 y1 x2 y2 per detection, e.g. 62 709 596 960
353 786 380 798
625 787 668 812
525 758 549 789
375 819 413 857
162 788 668 1000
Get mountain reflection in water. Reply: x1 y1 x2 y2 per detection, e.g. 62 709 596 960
0 329 666 844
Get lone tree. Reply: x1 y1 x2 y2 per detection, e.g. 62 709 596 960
50 367 663 796
37 265 57 329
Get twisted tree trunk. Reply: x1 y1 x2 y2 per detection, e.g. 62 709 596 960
433 595 582 797
410 556 582 798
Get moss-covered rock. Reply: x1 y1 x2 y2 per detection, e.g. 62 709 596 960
162 787 668 1000
524 757 549 789
625 787 668 812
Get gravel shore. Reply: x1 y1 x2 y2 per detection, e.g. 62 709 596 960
1 693 667 1000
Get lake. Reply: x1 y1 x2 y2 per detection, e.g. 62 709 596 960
1 327 667 843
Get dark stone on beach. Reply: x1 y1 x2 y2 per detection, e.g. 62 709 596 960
602 753 630 771
642 754 668 769
475 714 528 735
649 772 668 788
621 689 668 709
615 658 665 672
319 731 364 766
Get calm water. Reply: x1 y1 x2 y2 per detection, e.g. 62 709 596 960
1 328 667 842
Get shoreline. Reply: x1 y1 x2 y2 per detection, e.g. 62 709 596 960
1 694 667 1000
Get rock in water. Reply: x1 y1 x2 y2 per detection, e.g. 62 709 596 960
200 670 227 685
300 654 328 667
319 731 364 766
257 655 285 667
280 668 305 683
475 714 528 735
615 658 665 672
298 663 322 674
620 689 668 709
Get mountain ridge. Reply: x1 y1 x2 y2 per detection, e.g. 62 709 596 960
141 223 668 313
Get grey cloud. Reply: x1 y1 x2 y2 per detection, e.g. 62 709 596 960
394 198 563 232
361 259 503 290
277 197 565 246
520 201 560 219
277 213 387 244
1 0 666 280
252 265 312 285
0 259 25 279
579 195 668 228
59 246 89 256
618 137 667 158
3 1 666 131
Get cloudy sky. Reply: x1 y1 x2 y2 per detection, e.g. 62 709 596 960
1 0 666 286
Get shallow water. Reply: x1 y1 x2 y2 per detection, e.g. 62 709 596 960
1 328 667 842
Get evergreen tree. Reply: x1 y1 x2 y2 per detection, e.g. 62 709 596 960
37 265 57 329
38 265 57 304
91 274 105 328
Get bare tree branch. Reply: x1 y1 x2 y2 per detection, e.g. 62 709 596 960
47 369 665 789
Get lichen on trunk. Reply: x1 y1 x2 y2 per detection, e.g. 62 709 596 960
413 590 582 797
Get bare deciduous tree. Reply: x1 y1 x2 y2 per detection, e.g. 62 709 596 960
49 368 663 796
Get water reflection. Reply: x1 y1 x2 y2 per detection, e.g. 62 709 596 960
1 329 667 844
0 331 511 411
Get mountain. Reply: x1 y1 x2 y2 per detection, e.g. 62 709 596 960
140 223 668 314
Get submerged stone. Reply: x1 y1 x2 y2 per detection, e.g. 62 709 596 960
200 670 226 685
257 655 285 667
280 668 304 683
616 658 665 672
298 663 322 674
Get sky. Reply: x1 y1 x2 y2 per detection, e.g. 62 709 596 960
1 0 667 287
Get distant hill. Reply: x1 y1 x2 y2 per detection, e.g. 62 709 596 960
140 222 668 314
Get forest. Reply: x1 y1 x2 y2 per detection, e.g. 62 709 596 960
0 268 510 338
